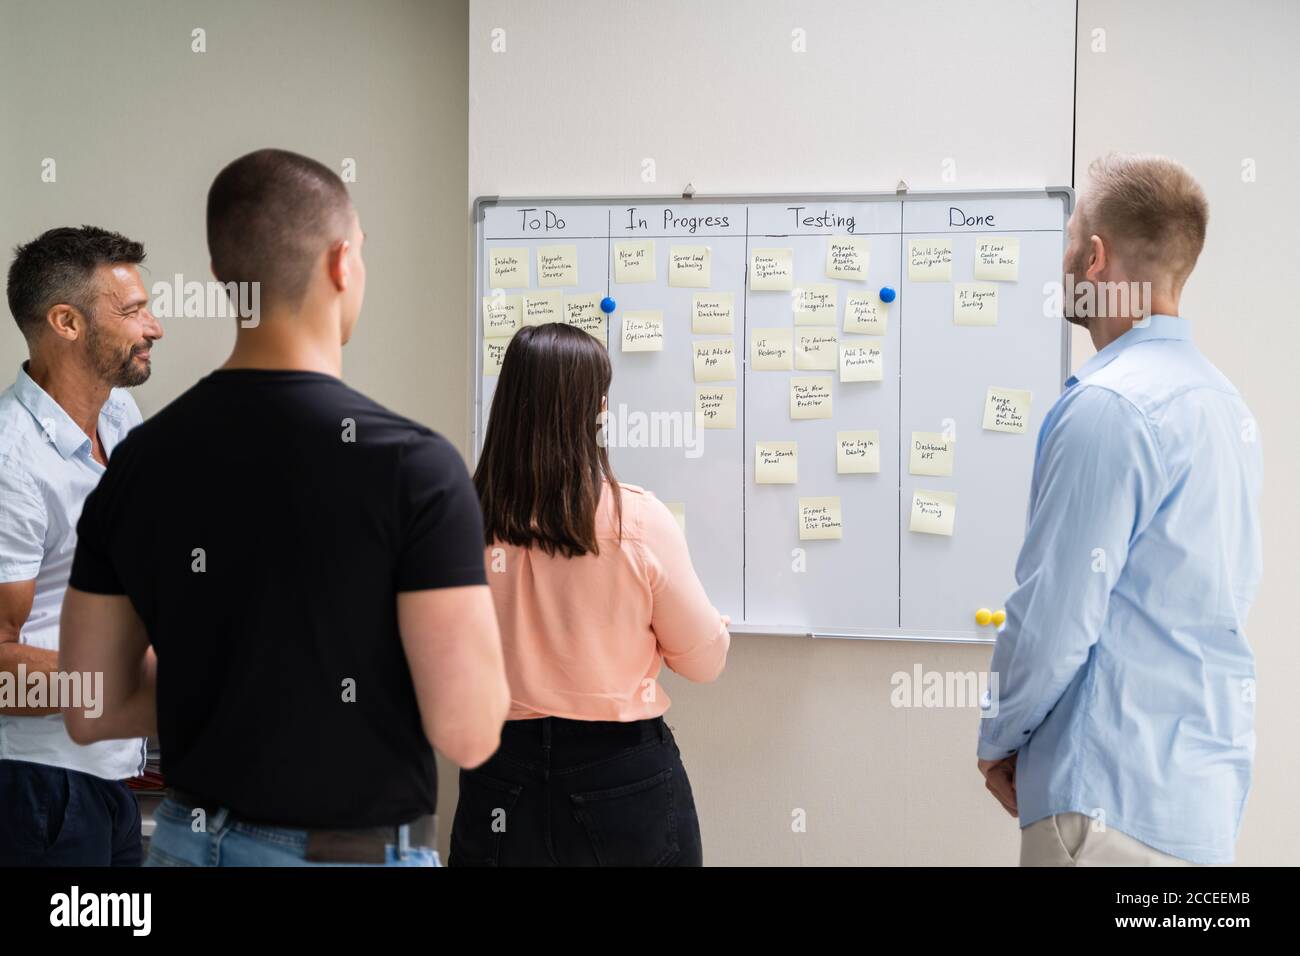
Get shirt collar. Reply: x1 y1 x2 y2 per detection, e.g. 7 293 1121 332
1066 314 1193 387
13 363 97 460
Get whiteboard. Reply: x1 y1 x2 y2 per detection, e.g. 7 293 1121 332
473 190 1071 643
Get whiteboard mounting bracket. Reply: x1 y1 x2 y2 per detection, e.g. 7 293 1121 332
682 183 696 200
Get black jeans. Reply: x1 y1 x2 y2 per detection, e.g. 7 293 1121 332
450 716 703 866
0 759 142 866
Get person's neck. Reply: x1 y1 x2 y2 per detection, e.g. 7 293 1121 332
1087 288 1180 352
25 352 110 443
221 312 343 378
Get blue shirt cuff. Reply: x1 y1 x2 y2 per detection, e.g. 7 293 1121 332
977 737 1018 762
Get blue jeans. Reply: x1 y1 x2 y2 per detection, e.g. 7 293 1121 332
145 798 439 867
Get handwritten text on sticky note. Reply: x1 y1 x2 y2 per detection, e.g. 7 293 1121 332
983 386 1031 433
837 431 880 474
755 441 798 484
974 237 1020 281
908 240 952 282
909 489 957 536
799 497 844 540
910 432 955 476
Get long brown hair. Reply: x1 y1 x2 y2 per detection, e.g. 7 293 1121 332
475 322 622 557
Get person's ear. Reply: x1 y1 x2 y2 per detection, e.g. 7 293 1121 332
1086 234 1107 282
327 239 352 293
45 304 84 342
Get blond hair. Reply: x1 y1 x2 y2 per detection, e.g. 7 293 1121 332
1082 153 1208 287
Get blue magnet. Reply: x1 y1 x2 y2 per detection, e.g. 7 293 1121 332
600 296 616 314
879 286 896 303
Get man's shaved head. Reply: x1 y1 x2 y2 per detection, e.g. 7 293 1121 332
206 148 353 310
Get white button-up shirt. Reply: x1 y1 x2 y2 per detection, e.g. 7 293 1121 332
0 363 146 780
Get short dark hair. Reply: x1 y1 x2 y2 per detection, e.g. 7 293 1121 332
7 226 146 340
206 148 353 310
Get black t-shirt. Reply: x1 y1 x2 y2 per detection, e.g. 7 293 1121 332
70 369 487 828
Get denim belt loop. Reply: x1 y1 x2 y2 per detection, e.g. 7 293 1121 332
398 823 411 860
541 716 552 749
209 806 230 834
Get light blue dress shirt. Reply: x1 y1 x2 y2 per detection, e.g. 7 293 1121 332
0 364 146 780
978 315 1262 864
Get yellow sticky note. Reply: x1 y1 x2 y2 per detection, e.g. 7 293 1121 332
909 489 957 536
843 291 888 335
826 236 870 280
983 386 1032 433
755 441 798 484
563 293 608 340
536 245 578 287
483 338 508 376
796 329 838 371
692 293 734 334
750 248 793 291
693 340 736 382
751 328 793 370
909 432 955 476
523 289 563 325
790 377 833 420
954 283 998 325
695 386 736 429
488 247 529 288
614 240 656 283
908 239 952 282
837 431 880 474
665 501 686 535
793 282 838 325
621 311 664 352
974 237 1020 281
669 246 711 288
840 339 883 383
482 295 522 338
798 496 843 541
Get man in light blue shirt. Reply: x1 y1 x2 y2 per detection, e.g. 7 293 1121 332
978 155 1262 865
0 226 162 865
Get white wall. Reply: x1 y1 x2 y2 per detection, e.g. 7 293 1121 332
469 0 1299 865
470 0 1077 865
1075 0 1300 867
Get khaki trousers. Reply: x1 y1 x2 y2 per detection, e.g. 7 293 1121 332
1020 812 1198 867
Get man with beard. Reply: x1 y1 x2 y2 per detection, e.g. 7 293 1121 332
976 154 1263 865
0 226 162 865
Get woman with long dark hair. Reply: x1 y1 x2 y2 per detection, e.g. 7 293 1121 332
451 322 729 866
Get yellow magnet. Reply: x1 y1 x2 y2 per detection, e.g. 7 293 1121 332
992 609 1006 627
975 608 992 626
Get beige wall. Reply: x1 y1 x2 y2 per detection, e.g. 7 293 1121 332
1 0 471 856
0 0 469 440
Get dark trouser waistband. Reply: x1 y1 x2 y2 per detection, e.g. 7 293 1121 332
164 788 436 863
501 715 669 746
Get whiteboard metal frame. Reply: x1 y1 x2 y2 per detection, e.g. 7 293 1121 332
470 188 1074 643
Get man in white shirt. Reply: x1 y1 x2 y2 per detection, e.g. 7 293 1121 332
0 226 162 865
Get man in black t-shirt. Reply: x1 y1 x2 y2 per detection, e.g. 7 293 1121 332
60 149 509 867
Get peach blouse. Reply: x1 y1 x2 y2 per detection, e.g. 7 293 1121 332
483 482 730 721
